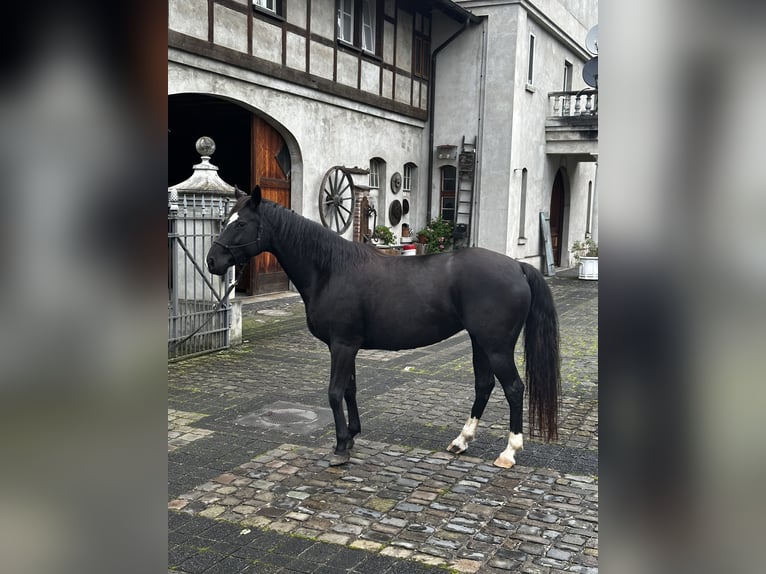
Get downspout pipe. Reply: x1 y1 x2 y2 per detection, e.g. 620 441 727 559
426 17 472 223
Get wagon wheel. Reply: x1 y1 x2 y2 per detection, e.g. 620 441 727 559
319 166 355 234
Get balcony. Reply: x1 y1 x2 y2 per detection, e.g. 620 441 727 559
545 89 598 161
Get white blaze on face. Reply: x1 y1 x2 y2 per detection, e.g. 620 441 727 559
224 211 239 227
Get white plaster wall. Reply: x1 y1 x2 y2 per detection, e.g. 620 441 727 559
168 0 208 40
447 0 597 265
336 50 358 88
309 41 334 80
286 1 307 29
252 19 282 63
394 74 411 105
311 0 335 40
381 69 393 99
506 4 597 264
286 32 307 72
213 5 248 54
360 60 381 95
169 54 426 242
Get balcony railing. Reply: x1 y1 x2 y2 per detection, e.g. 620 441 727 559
548 89 598 119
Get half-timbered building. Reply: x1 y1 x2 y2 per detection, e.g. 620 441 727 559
169 0 597 294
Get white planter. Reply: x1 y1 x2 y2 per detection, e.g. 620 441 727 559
578 257 599 280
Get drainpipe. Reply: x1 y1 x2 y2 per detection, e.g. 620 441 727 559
426 17 472 223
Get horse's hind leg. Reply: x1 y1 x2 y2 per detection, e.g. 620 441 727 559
490 355 525 469
447 336 495 454
327 342 358 466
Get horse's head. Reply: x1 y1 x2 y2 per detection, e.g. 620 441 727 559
206 185 265 275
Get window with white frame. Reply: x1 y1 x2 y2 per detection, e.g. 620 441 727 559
361 0 376 53
369 159 381 189
563 60 573 91
337 0 354 44
253 0 282 16
403 164 414 192
527 33 536 85
337 0 378 55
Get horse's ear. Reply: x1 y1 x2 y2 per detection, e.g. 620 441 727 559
234 185 245 199
250 185 262 208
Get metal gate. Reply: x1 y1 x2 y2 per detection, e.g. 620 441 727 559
168 194 234 360
167 136 237 360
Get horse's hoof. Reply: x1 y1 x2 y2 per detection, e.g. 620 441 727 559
447 439 467 454
347 438 355 451
492 454 515 469
329 452 350 466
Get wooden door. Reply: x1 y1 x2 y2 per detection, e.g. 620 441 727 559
550 170 565 267
245 116 291 295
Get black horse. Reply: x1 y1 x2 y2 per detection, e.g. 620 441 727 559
207 186 560 468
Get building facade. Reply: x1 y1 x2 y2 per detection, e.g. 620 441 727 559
168 0 597 293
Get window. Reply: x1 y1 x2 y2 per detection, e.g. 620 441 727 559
440 166 457 222
563 61 573 91
527 33 536 85
361 0 376 52
413 12 431 79
403 163 414 192
253 0 283 16
337 0 379 55
519 168 528 239
369 158 381 189
337 0 354 43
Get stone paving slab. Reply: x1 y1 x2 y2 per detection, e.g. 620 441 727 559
168 273 598 573
170 440 597 573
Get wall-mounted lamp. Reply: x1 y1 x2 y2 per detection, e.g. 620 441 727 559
436 145 457 160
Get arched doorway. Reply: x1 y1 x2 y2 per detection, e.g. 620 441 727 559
168 94 291 295
549 169 567 267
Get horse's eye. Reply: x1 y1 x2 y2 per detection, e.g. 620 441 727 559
236 221 246 227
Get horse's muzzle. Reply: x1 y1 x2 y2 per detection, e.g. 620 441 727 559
206 249 230 276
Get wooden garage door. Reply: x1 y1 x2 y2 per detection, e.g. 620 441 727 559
246 116 291 295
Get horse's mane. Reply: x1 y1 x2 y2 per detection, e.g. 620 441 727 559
263 200 377 271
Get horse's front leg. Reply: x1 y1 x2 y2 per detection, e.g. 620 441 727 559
344 366 360 450
327 342 359 466
448 337 494 454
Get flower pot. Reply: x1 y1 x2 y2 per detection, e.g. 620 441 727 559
578 257 598 280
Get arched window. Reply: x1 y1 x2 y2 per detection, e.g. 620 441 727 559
403 162 416 192
369 158 382 190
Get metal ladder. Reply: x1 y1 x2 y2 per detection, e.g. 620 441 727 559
455 135 476 247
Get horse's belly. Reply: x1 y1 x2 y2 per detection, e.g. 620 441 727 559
361 312 462 351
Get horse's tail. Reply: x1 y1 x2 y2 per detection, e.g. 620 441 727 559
520 262 561 442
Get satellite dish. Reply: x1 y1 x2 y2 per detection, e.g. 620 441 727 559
585 25 598 55
583 57 598 88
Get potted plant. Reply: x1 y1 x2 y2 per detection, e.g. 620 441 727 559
372 225 396 246
571 237 598 280
416 217 454 254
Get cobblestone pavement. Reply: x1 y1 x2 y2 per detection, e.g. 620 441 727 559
168 271 598 573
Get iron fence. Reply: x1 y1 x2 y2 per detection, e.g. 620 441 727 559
168 194 234 360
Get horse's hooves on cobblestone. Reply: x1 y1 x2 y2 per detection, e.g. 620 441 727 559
493 455 515 469
446 440 467 454
329 452 350 466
